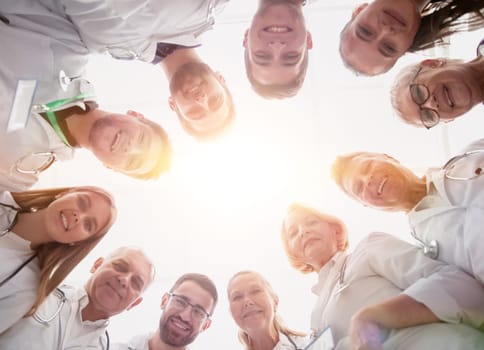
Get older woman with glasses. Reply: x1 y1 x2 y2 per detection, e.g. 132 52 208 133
0 186 116 334
391 53 484 128
339 0 484 76
227 270 308 350
331 137 484 287
282 203 484 350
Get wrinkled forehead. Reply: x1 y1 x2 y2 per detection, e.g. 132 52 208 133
109 249 153 280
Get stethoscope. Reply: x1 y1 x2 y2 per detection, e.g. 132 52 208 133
283 332 303 350
442 149 484 181
411 227 439 259
410 148 484 259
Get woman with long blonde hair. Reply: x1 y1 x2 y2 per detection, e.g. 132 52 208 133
0 186 116 334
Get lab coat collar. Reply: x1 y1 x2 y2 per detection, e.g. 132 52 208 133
311 251 347 295
77 287 109 327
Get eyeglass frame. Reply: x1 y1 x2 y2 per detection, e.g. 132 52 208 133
167 292 211 321
409 66 441 129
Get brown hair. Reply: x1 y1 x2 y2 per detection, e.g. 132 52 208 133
227 270 306 349
410 0 484 52
281 204 349 274
11 186 116 315
170 273 218 315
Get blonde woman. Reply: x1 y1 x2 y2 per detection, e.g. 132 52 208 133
282 203 484 350
227 270 308 350
0 186 116 334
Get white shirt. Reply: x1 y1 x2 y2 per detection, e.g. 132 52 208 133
0 192 39 334
275 333 308 350
112 332 152 350
0 285 109 350
408 138 484 284
311 232 484 346
37 0 229 62
0 4 96 190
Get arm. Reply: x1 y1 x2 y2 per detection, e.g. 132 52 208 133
348 232 484 349
349 295 439 350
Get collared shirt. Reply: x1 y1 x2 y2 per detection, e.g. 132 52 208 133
0 190 39 334
0 284 109 349
37 0 229 62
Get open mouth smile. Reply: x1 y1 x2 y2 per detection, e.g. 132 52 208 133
264 25 291 33
377 177 387 196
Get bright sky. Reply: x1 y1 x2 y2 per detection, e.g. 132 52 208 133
35 1 484 349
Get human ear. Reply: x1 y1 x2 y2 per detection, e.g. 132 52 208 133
420 59 446 69
352 3 368 19
127 297 143 311
126 110 145 119
160 293 170 310
168 96 176 111
90 257 104 273
306 31 313 50
242 29 249 48
201 318 212 331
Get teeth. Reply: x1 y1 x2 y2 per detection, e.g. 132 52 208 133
171 318 190 331
61 212 68 230
111 131 121 152
265 26 290 33
444 86 454 107
378 178 387 195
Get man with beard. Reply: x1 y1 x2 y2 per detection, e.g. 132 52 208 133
112 273 218 350
0 1 171 190
0 247 155 349
1 0 235 141
244 0 313 99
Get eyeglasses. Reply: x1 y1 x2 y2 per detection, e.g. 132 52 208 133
12 152 56 175
409 66 440 129
167 293 210 321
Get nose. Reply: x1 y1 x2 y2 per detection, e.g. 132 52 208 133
117 274 129 288
422 93 439 110
298 224 309 237
268 41 286 53
243 298 254 308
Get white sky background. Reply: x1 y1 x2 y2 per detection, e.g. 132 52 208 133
35 1 484 348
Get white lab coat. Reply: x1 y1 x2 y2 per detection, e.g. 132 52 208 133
0 192 40 334
408 138 484 284
0 284 109 350
275 333 308 350
311 232 484 348
0 5 97 190
111 332 151 350
36 0 229 62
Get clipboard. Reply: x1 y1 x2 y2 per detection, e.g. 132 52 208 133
6 79 37 132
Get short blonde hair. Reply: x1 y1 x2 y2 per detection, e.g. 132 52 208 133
227 270 306 349
281 204 349 274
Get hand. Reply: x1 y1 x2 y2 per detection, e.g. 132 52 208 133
349 310 388 350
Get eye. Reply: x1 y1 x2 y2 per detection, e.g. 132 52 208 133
83 219 93 233
77 195 88 211
132 277 143 291
381 42 397 56
193 307 206 319
231 294 242 302
356 24 373 40
410 84 429 105
113 261 128 272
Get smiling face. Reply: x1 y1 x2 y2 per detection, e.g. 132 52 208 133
244 0 312 86
336 152 415 210
394 60 483 127
88 113 166 177
340 0 421 75
44 189 114 244
158 280 214 347
169 62 233 137
282 207 341 271
227 272 277 335
85 248 153 319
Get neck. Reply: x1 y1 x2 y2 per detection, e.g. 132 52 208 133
248 326 279 350
65 108 105 149
81 298 110 322
159 48 202 81
403 176 427 212
148 330 184 350
12 210 50 248
468 55 484 101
